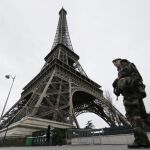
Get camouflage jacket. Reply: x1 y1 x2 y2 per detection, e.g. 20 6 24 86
113 59 146 97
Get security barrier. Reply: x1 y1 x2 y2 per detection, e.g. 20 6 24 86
67 127 150 145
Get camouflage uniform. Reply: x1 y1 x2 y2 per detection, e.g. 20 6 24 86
112 59 150 147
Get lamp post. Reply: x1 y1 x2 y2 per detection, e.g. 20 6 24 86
0 75 16 123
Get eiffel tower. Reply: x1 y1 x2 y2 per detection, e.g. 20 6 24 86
0 8 129 137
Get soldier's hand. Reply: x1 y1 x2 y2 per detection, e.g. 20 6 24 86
113 88 120 96
112 78 119 88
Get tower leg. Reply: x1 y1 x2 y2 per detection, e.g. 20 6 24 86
69 79 73 124
31 70 55 116
73 110 80 128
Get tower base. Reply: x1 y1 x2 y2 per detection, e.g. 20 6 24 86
0 116 74 138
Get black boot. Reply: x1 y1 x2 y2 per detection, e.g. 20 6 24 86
128 142 150 149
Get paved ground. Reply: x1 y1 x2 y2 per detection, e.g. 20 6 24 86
0 145 148 150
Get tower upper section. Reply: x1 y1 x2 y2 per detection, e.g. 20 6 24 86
44 8 87 77
51 8 74 51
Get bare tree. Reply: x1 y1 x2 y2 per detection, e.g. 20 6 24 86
104 90 115 122
104 90 113 104
84 120 95 129
104 90 122 126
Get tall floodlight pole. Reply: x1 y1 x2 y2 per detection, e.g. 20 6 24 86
0 75 16 123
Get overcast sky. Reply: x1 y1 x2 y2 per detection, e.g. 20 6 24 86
0 0 150 128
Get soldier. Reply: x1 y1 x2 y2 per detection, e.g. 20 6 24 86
112 58 150 148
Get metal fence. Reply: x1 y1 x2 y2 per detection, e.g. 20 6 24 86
67 126 133 139
67 126 150 145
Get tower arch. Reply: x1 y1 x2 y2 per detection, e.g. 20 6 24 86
0 8 129 137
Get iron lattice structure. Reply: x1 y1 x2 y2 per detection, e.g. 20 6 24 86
0 8 129 129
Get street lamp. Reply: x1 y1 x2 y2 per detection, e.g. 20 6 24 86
0 75 16 123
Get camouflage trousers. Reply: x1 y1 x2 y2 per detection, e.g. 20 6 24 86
123 96 150 145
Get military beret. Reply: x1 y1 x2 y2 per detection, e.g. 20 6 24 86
112 58 122 63
120 59 129 63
